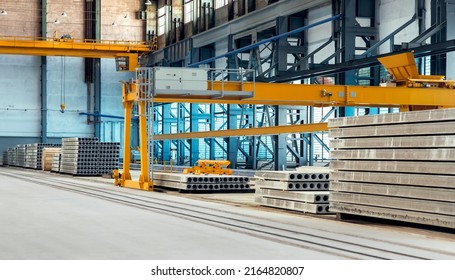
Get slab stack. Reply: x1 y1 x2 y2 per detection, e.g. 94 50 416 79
1 151 7 166
98 142 120 175
6 148 15 166
254 167 331 214
24 144 35 168
0 151 4 166
16 145 27 167
329 108 455 229
152 172 252 192
60 137 100 176
51 153 62 173
25 143 61 169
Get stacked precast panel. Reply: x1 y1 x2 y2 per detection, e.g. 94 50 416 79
25 143 61 169
60 138 100 176
16 145 26 167
98 142 120 175
329 108 455 229
51 153 61 173
254 167 331 214
152 172 252 192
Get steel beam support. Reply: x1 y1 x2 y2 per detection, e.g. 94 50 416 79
176 103 187 165
431 0 447 75
227 105 239 168
190 104 199 165
153 81 455 107
273 106 287 170
340 0 359 117
276 16 288 73
209 104 216 159
447 0 455 78
162 104 171 161
94 59 101 138
40 0 47 143
94 0 101 138
308 107 315 166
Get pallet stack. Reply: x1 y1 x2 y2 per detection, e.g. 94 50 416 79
329 108 455 229
254 167 331 214
152 172 252 192
98 142 120 175
60 137 100 176
41 148 62 171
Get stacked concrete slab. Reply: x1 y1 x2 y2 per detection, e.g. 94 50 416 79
61 138 100 176
98 142 120 175
6 148 15 166
329 108 455 229
51 153 61 173
16 145 27 167
25 143 61 169
254 167 331 214
152 172 251 192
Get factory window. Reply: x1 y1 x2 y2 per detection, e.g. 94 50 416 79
215 0 228 9
184 0 193 23
158 6 166 35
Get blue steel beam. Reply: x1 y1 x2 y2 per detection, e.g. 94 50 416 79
190 104 199 165
189 14 342 67
162 104 171 161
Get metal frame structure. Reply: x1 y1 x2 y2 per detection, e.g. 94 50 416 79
145 0 455 170
114 51 455 190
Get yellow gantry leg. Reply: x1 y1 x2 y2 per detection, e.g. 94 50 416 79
114 83 152 191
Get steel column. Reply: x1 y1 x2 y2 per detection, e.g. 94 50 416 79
40 0 47 143
190 104 199 165
273 106 287 170
94 0 101 138
162 104 171 161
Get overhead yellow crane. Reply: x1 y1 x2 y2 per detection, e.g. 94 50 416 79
0 35 152 71
114 52 455 191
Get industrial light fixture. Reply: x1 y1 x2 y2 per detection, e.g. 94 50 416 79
145 0 152 6
111 21 117 26
54 18 60 24
124 14 128 19
0 9 7 15
61 11 67 17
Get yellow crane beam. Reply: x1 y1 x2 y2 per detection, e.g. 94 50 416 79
153 123 328 140
0 36 151 71
154 81 455 107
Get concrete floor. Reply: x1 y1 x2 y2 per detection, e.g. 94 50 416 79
1 167 455 260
